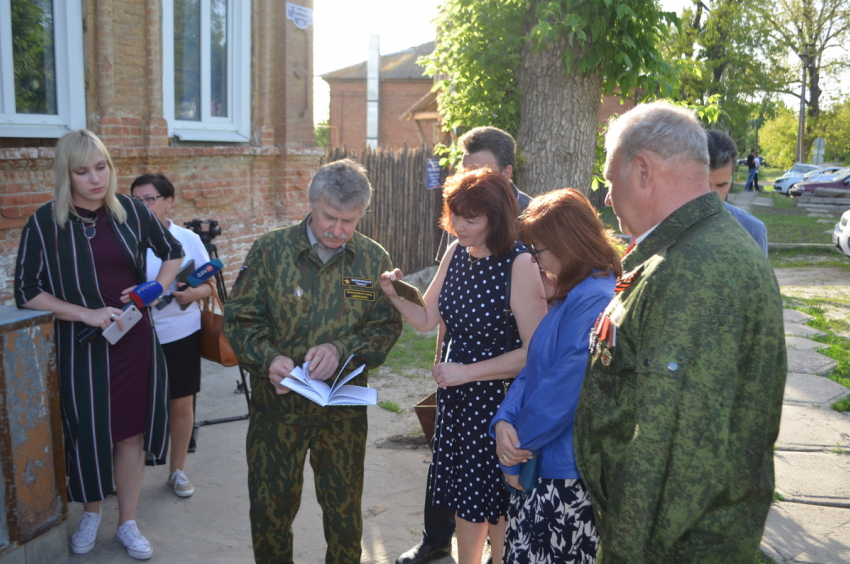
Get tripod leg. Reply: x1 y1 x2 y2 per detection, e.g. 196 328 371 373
239 365 251 412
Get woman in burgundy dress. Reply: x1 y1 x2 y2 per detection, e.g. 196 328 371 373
14 130 183 560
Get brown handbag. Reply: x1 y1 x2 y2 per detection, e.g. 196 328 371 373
200 290 238 367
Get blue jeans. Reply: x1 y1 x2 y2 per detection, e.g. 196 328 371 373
745 169 757 191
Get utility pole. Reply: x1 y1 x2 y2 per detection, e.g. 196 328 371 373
796 45 808 163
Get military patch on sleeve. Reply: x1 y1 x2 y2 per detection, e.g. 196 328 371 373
233 265 249 288
342 277 374 289
343 288 376 301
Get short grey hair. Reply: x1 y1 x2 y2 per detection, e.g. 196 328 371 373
706 130 738 172
459 126 516 171
605 101 709 168
308 159 372 211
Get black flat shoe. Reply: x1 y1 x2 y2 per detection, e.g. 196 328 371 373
396 541 451 564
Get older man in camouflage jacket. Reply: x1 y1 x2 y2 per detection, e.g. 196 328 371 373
224 159 402 564
574 102 786 563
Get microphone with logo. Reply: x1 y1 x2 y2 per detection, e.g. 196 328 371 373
155 258 224 311
75 281 164 346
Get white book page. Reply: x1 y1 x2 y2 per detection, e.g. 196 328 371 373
279 355 373 406
326 385 377 406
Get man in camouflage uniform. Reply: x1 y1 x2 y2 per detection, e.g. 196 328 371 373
574 102 786 563
224 159 402 564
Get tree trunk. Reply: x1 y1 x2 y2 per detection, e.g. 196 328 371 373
515 37 603 196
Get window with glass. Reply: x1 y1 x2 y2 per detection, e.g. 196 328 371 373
164 0 250 142
0 0 85 137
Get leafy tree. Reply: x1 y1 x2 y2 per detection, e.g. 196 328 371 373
661 0 786 147
315 119 330 149
423 0 679 195
11 0 56 114
816 95 850 163
759 105 798 169
758 0 850 156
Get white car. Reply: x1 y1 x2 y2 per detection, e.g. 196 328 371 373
833 208 850 258
772 163 827 194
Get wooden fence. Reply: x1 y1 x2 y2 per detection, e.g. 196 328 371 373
322 145 445 275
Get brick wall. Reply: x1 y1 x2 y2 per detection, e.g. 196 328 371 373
0 0 320 306
327 79 432 153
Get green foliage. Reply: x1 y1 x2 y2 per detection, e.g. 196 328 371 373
314 119 330 149
816 94 850 163
11 0 56 114
759 106 799 169
833 395 850 413
378 400 403 414
799 303 850 386
422 0 680 160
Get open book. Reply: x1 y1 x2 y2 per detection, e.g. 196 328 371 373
280 355 376 406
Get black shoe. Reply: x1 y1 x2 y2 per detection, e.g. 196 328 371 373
396 541 451 564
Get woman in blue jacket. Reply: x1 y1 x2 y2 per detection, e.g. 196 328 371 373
490 188 622 563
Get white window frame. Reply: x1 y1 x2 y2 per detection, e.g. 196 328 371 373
163 0 251 143
0 0 86 138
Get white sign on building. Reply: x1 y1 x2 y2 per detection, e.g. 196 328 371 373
286 3 313 30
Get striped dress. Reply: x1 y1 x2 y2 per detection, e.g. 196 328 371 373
14 194 183 503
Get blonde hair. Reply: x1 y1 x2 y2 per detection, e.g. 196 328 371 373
53 129 126 228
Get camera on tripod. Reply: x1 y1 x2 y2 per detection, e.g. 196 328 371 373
184 219 222 247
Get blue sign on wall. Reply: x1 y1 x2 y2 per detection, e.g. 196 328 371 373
426 158 442 190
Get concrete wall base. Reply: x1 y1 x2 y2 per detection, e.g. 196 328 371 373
0 525 67 564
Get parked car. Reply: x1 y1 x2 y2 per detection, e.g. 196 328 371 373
789 166 850 197
772 163 828 194
833 208 850 258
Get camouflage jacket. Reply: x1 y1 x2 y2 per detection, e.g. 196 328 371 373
223 216 402 420
574 192 787 563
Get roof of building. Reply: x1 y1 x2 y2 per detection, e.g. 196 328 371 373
320 41 434 81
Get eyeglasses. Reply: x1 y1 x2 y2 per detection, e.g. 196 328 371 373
133 195 164 206
529 245 548 261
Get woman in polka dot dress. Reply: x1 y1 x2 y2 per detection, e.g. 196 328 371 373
379 169 547 564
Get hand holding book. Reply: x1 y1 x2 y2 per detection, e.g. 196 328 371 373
280 354 376 406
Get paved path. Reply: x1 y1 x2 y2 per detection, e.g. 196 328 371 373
761 309 850 563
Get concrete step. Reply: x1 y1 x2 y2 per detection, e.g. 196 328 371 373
784 373 847 406
774 451 850 508
784 310 813 324
777 404 850 452
787 348 838 376
762 502 850 563
786 322 827 339
786 336 827 350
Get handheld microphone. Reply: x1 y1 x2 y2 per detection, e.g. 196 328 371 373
129 281 163 309
187 258 224 287
155 260 195 311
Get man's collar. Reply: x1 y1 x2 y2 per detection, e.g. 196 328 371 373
623 191 722 269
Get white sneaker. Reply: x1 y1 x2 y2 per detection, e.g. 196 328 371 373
70 510 101 554
115 520 153 560
168 468 195 498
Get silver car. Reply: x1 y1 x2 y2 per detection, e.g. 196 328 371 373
772 163 829 194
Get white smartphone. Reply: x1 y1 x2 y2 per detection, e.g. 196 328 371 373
102 305 143 345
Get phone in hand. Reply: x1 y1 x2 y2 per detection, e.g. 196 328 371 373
102 305 143 345
391 279 426 308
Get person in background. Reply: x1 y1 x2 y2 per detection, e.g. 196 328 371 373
753 149 762 191
491 188 621 563
380 169 547 564
706 130 768 256
574 102 786 562
402 125 533 564
130 173 213 499
224 159 402 564
14 130 182 560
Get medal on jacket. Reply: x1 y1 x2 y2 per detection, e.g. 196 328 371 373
615 265 643 294
294 286 304 299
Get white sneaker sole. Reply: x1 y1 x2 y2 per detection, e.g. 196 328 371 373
174 486 194 498
70 540 96 555
115 535 153 560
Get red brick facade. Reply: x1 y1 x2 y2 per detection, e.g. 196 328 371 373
0 0 321 305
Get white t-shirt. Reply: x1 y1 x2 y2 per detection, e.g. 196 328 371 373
146 220 210 344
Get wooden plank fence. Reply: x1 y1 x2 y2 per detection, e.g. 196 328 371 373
321 145 446 275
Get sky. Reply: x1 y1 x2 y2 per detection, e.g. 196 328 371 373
311 0 694 124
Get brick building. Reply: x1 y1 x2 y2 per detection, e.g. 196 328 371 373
322 42 434 153
0 0 320 305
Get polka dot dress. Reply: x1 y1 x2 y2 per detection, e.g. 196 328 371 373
427 243 525 524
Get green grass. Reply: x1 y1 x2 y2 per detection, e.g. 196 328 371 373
832 395 850 413
382 322 436 376
793 301 850 412
753 213 835 245
757 192 798 208
378 400 403 413
769 246 850 269
756 550 782 564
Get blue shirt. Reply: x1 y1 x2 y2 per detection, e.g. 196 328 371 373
489 272 616 479
724 202 768 256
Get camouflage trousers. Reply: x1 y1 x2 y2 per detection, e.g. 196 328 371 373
246 405 368 564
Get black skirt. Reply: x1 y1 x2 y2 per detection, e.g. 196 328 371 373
161 330 202 399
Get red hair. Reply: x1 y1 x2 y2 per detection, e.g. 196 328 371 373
519 188 622 303
439 169 518 256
